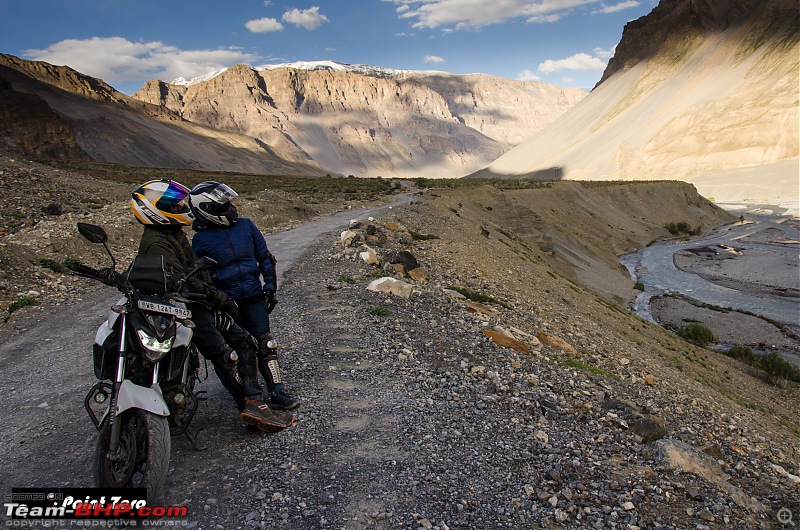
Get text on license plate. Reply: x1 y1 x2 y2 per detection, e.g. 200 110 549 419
137 300 191 318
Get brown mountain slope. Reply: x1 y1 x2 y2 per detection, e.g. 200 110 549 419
0 54 324 175
133 64 585 178
473 0 799 211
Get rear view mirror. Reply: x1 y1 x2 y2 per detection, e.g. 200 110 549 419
77 223 108 244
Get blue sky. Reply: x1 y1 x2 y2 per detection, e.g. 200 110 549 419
0 0 656 95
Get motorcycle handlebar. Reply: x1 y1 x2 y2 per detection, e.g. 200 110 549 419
67 262 127 290
67 262 100 277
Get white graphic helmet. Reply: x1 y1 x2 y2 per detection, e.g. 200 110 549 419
189 181 239 227
130 179 193 226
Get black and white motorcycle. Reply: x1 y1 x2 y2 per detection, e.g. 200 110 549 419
69 222 215 502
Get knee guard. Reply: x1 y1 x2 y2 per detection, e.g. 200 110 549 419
212 344 246 409
256 333 282 390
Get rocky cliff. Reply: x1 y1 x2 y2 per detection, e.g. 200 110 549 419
0 54 325 175
134 64 585 178
475 0 799 210
0 76 88 159
599 0 796 85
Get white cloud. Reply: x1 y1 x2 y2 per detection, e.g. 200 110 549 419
23 37 258 86
538 52 606 74
516 69 541 82
526 14 562 23
424 55 445 63
245 17 284 33
282 6 329 30
384 0 598 30
595 1 639 14
593 46 616 59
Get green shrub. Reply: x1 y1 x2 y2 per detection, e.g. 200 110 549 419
559 359 620 380
367 305 389 316
726 345 758 365
446 286 512 309
3 295 37 322
634 282 644 291
758 352 800 385
409 230 439 241
677 323 717 347
666 221 702 236
40 258 68 273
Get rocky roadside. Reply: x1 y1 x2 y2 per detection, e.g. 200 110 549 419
1 153 798 529
165 217 800 529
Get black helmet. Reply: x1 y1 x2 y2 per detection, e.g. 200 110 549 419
188 181 239 227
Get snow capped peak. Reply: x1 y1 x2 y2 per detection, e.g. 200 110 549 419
170 60 455 86
171 67 230 86
254 60 404 78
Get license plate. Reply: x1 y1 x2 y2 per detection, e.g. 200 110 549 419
137 299 191 318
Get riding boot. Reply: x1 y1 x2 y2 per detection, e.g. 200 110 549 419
255 333 300 410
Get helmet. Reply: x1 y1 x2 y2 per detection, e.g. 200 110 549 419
189 181 239 227
130 179 193 226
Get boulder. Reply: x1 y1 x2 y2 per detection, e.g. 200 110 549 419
360 247 379 266
650 439 762 511
536 331 578 355
407 267 427 282
367 277 413 298
340 230 358 246
482 326 531 354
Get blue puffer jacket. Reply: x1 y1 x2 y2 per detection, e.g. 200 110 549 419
191 217 276 301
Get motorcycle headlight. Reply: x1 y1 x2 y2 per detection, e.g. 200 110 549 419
136 330 174 362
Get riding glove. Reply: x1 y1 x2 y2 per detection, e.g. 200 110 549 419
264 291 278 314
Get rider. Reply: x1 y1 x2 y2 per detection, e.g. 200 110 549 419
129 179 295 431
188 181 300 410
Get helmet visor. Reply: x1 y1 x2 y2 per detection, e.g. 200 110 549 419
156 181 191 213
205 183 238 204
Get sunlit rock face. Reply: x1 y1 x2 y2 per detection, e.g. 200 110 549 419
134 63 586 178
474 0 799 210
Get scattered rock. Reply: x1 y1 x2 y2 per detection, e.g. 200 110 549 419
536 331 578 355
366 277 413 298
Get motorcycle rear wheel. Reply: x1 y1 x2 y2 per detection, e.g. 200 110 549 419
94 409 170 503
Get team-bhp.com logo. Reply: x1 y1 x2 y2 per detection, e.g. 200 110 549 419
4 488 187 521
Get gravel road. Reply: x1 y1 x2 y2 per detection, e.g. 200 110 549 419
1 193 798 530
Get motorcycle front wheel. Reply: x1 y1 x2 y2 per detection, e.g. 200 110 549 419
94 409 171 503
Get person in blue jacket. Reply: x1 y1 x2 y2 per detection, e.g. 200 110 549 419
189 181 300 410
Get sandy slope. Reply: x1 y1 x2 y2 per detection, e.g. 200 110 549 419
476 20 799 212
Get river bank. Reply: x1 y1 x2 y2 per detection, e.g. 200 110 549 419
623 209 800 366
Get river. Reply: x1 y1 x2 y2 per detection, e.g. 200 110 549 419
621 212 799 327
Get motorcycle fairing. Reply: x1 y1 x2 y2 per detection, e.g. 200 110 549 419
114 380 170 417
94 296 126 347
90 380 170 429
174 324 192 348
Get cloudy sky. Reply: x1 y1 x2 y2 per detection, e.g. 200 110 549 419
1 0 656 95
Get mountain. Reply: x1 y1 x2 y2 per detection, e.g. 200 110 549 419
472 0 799 211
133 62 586 178
0 53 326 175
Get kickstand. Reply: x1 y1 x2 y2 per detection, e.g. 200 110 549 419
184 427 207 451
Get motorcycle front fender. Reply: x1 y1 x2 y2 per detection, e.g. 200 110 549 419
115 380 170 417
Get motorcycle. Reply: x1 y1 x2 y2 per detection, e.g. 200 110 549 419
69 222 216 502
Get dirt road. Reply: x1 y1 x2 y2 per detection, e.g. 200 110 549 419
0 193 412 526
